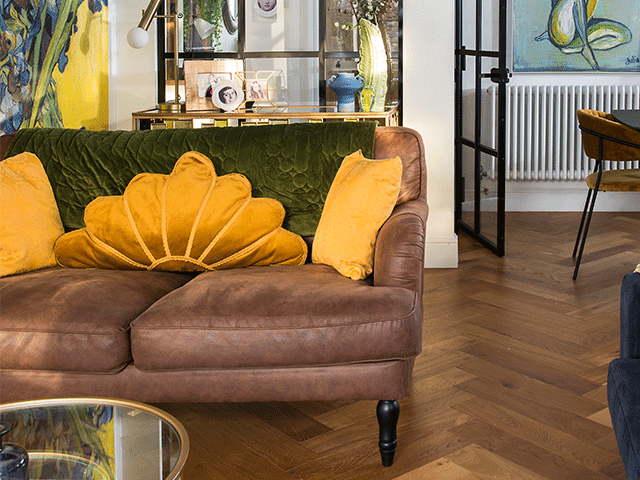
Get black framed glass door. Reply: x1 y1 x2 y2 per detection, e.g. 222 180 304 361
455 0 509 256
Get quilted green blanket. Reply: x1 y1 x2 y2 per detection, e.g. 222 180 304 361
6 122 377 237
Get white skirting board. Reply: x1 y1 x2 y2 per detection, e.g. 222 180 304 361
424 235 459 269
462 182 640 212
506 181 640 211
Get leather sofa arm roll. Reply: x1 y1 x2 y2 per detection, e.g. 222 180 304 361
0 134 15 160
621 272 640 358
373 198 428 295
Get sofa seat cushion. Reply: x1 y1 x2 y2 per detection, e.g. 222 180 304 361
608 358 640 480
0 267 194 373
130 263 422 371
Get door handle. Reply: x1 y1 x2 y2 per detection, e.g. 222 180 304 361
481 67 511 84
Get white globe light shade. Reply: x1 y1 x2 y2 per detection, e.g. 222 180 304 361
127 27 150 49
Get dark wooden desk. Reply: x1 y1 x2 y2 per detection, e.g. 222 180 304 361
611 109 640 131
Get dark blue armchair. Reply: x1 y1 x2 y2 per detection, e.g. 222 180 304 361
608 272 640 480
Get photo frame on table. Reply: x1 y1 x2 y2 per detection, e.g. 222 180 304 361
184 59 244 111
211 80 245 112
236 71 276 106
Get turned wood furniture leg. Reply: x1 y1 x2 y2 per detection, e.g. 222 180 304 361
377 400 400 467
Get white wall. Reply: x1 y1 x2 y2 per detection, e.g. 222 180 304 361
110 1 159 131
403 2 457 268
110 0 459 268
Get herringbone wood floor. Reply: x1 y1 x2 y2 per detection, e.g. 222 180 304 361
157 211 640 479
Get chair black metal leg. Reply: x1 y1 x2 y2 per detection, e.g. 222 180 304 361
377 400 399 467
572 188 592 258
573 186 600 280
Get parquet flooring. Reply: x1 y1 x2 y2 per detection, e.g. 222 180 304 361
157 211 640 479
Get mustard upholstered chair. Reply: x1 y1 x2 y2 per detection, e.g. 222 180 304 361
573 109 640 280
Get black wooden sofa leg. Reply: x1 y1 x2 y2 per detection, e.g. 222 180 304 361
377 400 400 467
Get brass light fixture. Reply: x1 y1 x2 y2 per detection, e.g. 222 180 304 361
128 0 186 113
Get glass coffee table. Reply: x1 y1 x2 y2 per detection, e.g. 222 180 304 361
0 398 189 480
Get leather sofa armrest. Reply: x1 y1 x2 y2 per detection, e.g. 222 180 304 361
621 272 640 358
0 134 15 161
373 198 428 294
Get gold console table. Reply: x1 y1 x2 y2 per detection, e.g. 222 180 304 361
132 105 399 130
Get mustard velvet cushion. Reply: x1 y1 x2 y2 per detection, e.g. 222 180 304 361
0 152 65 277
55 151 307 271
586 169 640 192
312 150 402 280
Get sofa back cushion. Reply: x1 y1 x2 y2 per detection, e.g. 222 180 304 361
5 122 377 237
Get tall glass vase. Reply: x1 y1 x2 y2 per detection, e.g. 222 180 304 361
357 18 388 112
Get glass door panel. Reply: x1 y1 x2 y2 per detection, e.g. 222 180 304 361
455 0 508 256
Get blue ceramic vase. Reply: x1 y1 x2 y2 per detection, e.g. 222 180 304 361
327 73 364 112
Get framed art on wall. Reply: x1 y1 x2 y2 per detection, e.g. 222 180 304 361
255 0 278 18
512 0 640 72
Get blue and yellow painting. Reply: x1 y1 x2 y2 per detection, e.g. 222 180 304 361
513 0 640 72
0 0 108 135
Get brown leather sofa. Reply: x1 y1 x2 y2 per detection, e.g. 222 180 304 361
0 125 427 466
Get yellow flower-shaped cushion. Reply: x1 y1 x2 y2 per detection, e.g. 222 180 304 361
55 151 307 271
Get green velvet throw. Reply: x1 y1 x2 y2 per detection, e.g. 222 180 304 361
7 122 378 237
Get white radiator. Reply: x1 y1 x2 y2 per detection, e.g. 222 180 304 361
486 85 640 180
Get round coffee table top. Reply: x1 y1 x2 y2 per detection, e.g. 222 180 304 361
0 397 189 480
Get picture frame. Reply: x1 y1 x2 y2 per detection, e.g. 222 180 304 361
246 79 269 101
211 80 245 111
236 71 277 106
255 0 278 18
184 59 244 111
196 73 232 98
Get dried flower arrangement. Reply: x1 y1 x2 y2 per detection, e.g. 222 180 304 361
347 0 398 25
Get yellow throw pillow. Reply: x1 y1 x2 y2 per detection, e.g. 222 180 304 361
55 151 307 271
312 150 402 280
0 152 64 277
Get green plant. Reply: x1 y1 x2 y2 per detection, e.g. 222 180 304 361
197 0 224 50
